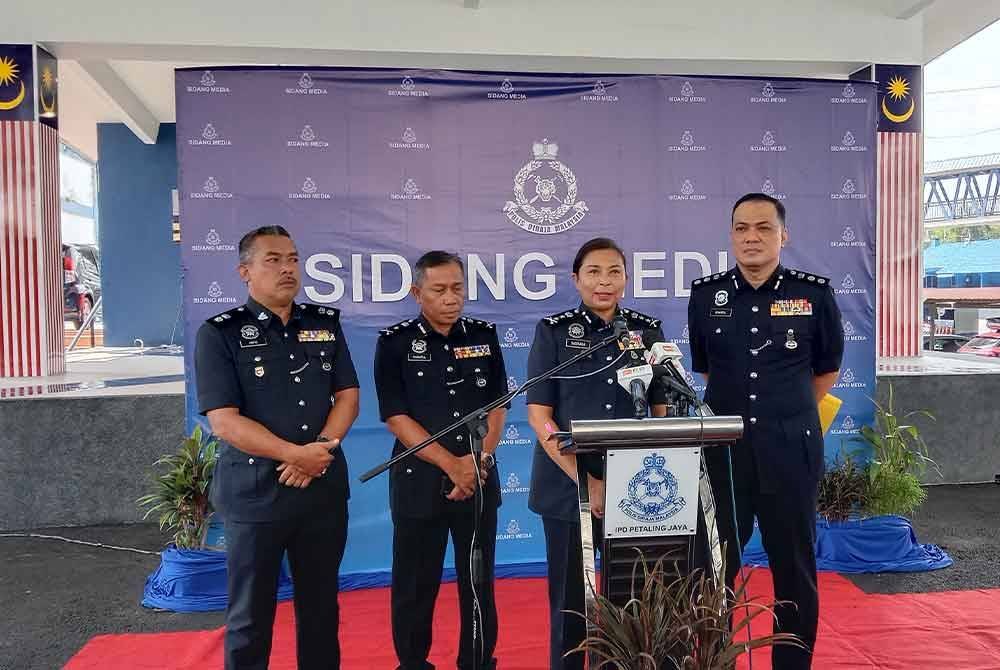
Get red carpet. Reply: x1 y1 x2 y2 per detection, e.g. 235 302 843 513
67 570 1000 669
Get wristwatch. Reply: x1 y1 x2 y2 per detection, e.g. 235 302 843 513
481 453 496 471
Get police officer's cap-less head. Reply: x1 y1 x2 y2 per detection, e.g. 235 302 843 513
411 250 466 333
730 193 788 274
571 237 628 323
238 225 300 308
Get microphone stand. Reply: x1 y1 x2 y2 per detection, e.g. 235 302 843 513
359 319 631 670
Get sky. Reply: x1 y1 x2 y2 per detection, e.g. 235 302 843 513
924 19 1000 164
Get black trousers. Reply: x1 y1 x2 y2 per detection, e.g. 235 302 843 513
223 499 348 670
709 451 819 670
391 492 499 670
541 515 603 670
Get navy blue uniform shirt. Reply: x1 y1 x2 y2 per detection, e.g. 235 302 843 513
374 315 509 520
526 305 667 522
688 266 844 492
196 298 359 522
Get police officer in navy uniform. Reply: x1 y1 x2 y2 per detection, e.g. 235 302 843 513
526 238 668 670
373 251 509 670
196 225 360 670
687 194 844 670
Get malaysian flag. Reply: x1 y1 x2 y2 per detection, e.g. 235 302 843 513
875 64 923 358
1 120 63 377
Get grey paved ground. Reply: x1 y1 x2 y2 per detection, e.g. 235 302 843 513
1 484 996 669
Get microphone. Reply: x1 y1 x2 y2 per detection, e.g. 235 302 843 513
644 342 699 402
616 363 654 418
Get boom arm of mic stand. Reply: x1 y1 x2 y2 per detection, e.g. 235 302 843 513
358 328 628 483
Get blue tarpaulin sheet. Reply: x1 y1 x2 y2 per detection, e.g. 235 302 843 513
742 514 953 573
141 547 295 612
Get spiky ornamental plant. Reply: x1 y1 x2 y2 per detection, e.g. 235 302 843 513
137 425 219 549
568 548 804 669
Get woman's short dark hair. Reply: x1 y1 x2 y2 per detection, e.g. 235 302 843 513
572 237 627 275
238 225 292 263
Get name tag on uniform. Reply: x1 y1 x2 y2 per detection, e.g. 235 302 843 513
454 344 491 359
565 339 589 349
710 308 732 318
298 329 335 342
770 299 813 316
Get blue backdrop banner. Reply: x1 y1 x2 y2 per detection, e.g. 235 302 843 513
176 68 878 582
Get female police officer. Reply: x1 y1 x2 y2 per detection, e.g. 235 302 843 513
525 237 668 670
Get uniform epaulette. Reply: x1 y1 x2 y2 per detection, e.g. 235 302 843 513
784 269 830 286
206 305 247 327
461 316 495 329
542 308 583 326
690 271 731 290
621 307 661 329
379 318 419 337
298 303 341 319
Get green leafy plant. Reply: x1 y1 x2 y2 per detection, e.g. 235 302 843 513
569 548 803 669
855 384 939 518
137 425 219 549
817 453 869 522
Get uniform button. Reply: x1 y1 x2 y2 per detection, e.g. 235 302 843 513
606 355 613 361
474 368 481 373
605 404 612 410
750 372 758 379
417 371 424 377
283 332 288 338
254 356 262 362
450 389 456 395
806 429 812 436
457 435 464 441
447 366 454 372
444 345 450 351
301 424 309 430
289 354 295 360
320 350 326 356
607 378 614 384
749 394 757 401
294 376 301 383
752 306 759 313
751 350 759 357
454 412 460 418
299 400 305 406
751 327 758 334
750 417 757 424
715 328 722 334
248 458 255 464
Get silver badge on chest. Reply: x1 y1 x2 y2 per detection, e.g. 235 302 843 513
714 290 729 307
322 361 332 371
241 325 260 340
785 329 798 350
411 339 427 354
568 323 585 339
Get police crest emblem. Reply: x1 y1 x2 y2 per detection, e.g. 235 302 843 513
618 453 686 523
503 139 589 235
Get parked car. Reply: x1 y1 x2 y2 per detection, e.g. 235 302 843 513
922 334 971 353
958 326 1000 358
63 243 101 328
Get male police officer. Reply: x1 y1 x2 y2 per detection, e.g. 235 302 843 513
687 194 844 670
196 225 360 670
526 238 668 670
373 251 509 670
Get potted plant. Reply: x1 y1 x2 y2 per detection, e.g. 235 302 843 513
137 426 293 611
569 549 802 669
809 384 950 573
